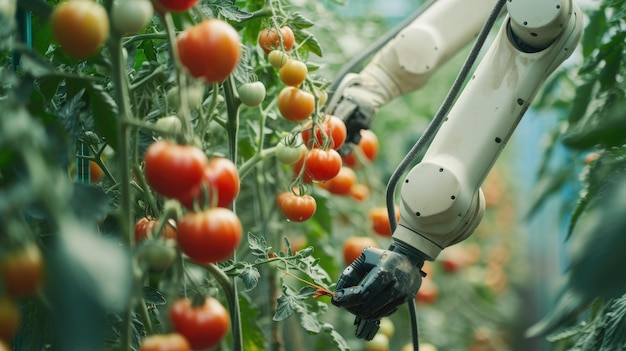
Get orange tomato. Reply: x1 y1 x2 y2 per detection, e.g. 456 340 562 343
50 0 109 59
342 236 379 266
368 206 400 237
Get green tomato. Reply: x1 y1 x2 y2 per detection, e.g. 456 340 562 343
111 0 154 34
155 115 182 136
268 50 289 69
137 240 177 271
365 333 389 351
276 136 306 165
167 83 205 110
238 81 266 107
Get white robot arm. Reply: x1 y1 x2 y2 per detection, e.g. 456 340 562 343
332 0 583 328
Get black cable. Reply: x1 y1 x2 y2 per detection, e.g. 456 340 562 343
383 2 508 351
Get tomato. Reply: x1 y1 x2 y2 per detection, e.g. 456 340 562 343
151 0 198 12
140 333 190 351
0 296 19 342
279 193 316 222
176 208 242 263
305 148 342 181
365 333 389 351
402 343 438 351
134 217 177 243
143 141 208 200
50 0 109 59
177 19 241 83
318 167 356 196
275 135 306 165
277 87 315 122
258 26 295 54
343 129 380 168
1 243 44 297
301 115 347 150
368 206 400 237
316 88 328 108
342 236 379 265
238 81 266 107
379 317 395 339
415 278 438 305
170 297 230 350
89 160 104 183
291 155 313 184
154 116 182 136
137 240 178 271
166 84 205 111
0 0 16 20
350 183 370 202
268 50 289 69
180 157 240 210
111 0 153 34
279 59 307 87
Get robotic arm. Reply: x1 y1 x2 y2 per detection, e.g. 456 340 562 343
331 0 583 338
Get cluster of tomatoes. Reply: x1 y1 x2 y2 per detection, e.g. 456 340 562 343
0 243 44 348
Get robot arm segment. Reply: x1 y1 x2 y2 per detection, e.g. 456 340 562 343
393 0 584 260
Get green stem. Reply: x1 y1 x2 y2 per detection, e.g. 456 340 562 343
238 146 276 180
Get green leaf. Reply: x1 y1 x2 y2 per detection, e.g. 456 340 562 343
600 294 626 350
208 0 253 22
294 29 323 57
240 263 261 291
248 232 271 258
322 323 350 351
273 290 297 321
289 12 315 29
567 80 595 124
581 9 607 58
87 83 119 151
239 295 267 351
546 323 586 342
296 308 322 333
143 286 167 306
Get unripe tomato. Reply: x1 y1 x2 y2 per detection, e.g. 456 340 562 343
170 297 229 350
1 243 44 297
166 84 205 110
379 317 395 339
365 332 389 351
268 50 289 69
258 26 295 54
137 240 178 271
301 115 347 150
368 206 400 237
0 296 19 342
342 236 379 266
50 0 109 59
140 333 191 351
275 135 306 165
279 193 316 222
279 59 307 87
177 19 241 83
143 141 208 200
305 148 342 181
111 0 153 34
177 208 242 263
238 81 266 107
0 0 17 21
180 157 240 210
154 116 182 136
151 0 198 12
277 87 315 122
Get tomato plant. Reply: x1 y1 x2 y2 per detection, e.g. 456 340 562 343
342 236 379 265
177 19 241 83
170 297 230 350
305 148 342 181
0 296 19 342
111 0 153 34
279 59 308 87
176 208 242 263
343 129 380 168
278 193 317 222
0 243 44 298
143 141 208 200
139 333 190 351
238 81 266 107
301 115 347 150
277 87 315 122
49 0 109 59
180 157 240 209
258 26 295 54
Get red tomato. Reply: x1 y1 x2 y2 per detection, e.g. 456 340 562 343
279 193 316 222
368 206 400 237
143 141 208 200
170 297 230 350
177 19 241 83
350 183 370 202
0 243 44 297
139 333 191 351
180 157 240 210
176 208 242 263
416 278 438 305
279 59 307 87
151 0 198 12
291 155 313 184
301 115 347 150
342 236 379 266
318 167 356 196
134 217 177 243
89 161 104 183
277 87 315 122
305 148 342 181
0 296 19 342
343 129 380 168
258 26 295 54
50 0 109 59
